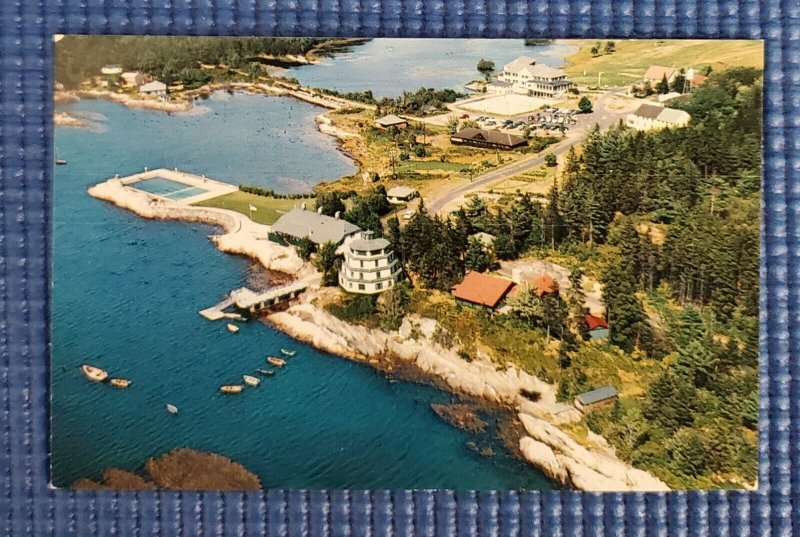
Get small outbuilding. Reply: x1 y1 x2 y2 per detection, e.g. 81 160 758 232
584 314 609 341
101 64 123 76
574 385 618 413
121 71 146 88
386 186 418 204
139 80 168 97
451 271 515 312
375 114 408 130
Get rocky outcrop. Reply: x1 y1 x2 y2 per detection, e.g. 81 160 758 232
267 303 670 492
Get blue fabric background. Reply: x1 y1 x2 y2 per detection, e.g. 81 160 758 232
0 1 794 535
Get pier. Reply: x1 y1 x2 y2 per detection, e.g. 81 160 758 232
199 281 308 320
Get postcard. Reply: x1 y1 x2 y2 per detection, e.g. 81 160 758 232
52 36 762 491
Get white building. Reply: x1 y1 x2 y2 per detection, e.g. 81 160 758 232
626 103 691 131
339 235 403 294
139 80 167 97
121 71 146 87
494 56 572 98
101 64 123 76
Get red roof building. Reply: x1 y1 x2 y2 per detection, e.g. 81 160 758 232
585 314 608 331
451 271 515 310
532 274 559 297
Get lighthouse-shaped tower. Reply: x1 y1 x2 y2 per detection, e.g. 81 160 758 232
338 231 402 294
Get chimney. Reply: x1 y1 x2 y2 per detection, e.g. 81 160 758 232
334 211 340 219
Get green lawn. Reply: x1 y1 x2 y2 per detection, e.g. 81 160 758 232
193 191 313 225
563 39 764 86
397 160 470 173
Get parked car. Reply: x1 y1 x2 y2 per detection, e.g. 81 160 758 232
403 210 416 220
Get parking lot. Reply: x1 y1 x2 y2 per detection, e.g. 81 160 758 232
470 106 580 136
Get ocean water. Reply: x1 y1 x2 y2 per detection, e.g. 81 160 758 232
52 92 554 489
288 38 579 97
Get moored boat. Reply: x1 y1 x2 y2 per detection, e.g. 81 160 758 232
267 356 286 367
280 348 296 357
255 368 275 377
227 323 239 333
243 375 260 387
80 364 109 382
109 378 131 389
219 385 244 394
166 404 178 414
55 159 67 165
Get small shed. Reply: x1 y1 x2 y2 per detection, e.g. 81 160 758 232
375 114 408 130
139 80 168 97
574 385 618 413
584 314 609 341
451 271 515 312
386 186 417 204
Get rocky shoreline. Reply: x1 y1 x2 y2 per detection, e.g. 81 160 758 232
89 177 669 492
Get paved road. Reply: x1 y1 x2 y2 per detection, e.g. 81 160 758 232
427 89 636 215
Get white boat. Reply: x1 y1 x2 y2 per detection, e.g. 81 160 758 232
242 375 260 387
166 404 178 414
80 364 108 382
109 378 131 389
227 323 239 333
280 349 296 357
220 385 244 394
267 356 286 367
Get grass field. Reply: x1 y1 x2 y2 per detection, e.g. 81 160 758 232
563 39 764 86
397 160 470 173
193 191 312 225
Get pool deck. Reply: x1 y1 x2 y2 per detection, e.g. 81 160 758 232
117 168 238 205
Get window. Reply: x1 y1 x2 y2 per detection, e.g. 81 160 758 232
360 260 364 268
376 283 382 290
358 284 365 291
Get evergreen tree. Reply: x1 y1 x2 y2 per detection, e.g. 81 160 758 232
314 241 341 286
656 73 670 94
464 237 495 273
544 183 564 249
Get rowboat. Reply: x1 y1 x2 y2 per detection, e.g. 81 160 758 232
267 356 286 367
55 159 67 165
109 378 131 389
219 385 244 394
242 375 260 387
280 348 296 357
227 323 239 333
166 404 178 414
255 368 275 377
80 364 109 382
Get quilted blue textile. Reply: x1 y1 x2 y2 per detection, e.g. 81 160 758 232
0 1 794 535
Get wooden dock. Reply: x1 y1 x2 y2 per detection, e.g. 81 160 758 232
199 282 308 320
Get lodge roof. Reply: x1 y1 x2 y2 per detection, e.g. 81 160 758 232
451 128 527 147
451 271 515 309
576 385 618 406
272 208 361 245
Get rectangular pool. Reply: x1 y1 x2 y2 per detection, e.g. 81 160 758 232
132 176 208 200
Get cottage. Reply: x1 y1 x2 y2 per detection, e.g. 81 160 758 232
451 271 515 311
269 208 361 249
450 128 527 150
339 234 403 294
139 80 168 97
374 114 408 130
626 103 690 131
496 56 572 98
121 71 146 88
574 385 618 413
584 314 609 341
386 186 418 204
642 65 677 87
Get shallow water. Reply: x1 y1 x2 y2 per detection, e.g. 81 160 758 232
288 38 579 97
52 92 555 489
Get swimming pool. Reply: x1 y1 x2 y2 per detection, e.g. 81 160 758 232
132 176 208 200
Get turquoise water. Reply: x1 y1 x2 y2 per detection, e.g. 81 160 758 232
52 91 554 490
289 39 579 97
132 177 208 200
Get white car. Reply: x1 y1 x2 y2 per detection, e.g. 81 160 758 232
403 210 416 220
